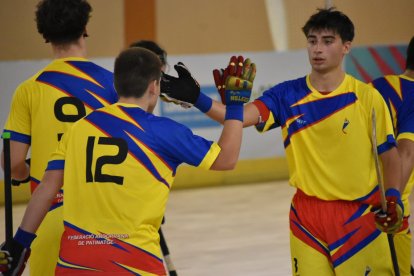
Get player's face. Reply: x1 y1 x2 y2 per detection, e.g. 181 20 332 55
306 29 351 74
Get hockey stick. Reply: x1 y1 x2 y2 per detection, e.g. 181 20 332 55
2 132 13 243
159 227 177 276
371 109 400 276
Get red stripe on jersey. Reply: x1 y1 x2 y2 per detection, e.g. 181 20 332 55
252 100 270 122
57 226 165 275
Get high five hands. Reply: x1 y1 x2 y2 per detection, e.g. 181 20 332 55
160 55 256 108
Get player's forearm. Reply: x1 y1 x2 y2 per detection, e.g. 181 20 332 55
397 139 414 193
10 141 30 180
20 170 63 233
205 100 226 124
10 161 29 181
205 101 260 128
400 154 413 193
210 119 243 170
381 147 402 192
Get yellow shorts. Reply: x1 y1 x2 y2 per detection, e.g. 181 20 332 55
29 206 64 276
393 217 411 276
289 189 395 276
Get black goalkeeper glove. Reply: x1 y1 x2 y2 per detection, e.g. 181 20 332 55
0 239 31 276
160 62 201 109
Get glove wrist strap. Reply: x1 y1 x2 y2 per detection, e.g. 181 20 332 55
385 188 401 198
225 105 243 122
14 227 37 248
11 175 31 186
385 187 404 212
194 93 213 113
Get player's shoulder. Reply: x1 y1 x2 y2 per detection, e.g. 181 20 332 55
263 76 307 97
149 114 192 138
344 74 377 94
371 74 400 85
150 113 185 128
278 76 307 89
71 59 113 75
345 75 385 107
14 72 42 94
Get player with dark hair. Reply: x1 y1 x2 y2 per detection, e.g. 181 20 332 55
129 39 177 275
0 47 255 275
130 40 168 69
160 8 403 275
370 35 414 275
0 0 118 275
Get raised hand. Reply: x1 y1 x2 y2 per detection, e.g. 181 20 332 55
213 56 256 105
160 62 200 108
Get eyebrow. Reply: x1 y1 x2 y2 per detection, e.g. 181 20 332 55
307 35 336 39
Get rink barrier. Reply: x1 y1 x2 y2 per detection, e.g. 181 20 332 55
0 157 288 205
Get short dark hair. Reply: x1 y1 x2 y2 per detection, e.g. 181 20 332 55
406 36 414 70
35 0 92 44
302 8 354 42
114 48 162 98
129 40 167 66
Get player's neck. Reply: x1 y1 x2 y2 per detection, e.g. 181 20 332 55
52 38 87 59
309 69 345 93
118 97 148 110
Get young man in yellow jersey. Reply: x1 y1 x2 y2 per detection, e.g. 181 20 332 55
0 0 118 275
370 36 414 276
160 8 403 275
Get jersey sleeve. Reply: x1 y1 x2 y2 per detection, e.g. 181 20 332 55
397 116 414 142
153 119 221 170
46 126 70 171
253 84 284 133
371 88 396 154
3 82 32 144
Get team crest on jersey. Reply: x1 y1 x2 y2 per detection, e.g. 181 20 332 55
365 265 371 275
342 118 350 134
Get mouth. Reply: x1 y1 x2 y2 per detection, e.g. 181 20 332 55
312 57 324 64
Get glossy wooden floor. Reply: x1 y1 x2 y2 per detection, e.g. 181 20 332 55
2 180 414 275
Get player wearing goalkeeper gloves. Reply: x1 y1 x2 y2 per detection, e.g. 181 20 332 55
370 36 414 276
0 0 118 275
0 47 255 275
159 8 403 276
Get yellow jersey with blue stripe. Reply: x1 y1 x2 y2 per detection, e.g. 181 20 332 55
3 57 118 197
47 103 220 275
3 57 118 276
371 74 414 210
370 73 414 276
255 74 395 201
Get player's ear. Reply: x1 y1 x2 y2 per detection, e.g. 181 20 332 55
343 41 352 55
83 28 89 38
148 79 159 97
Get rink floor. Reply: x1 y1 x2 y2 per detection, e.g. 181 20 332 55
1 180 413 275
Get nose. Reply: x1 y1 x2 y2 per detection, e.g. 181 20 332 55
313 41 323 52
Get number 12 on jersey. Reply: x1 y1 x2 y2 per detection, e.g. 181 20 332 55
85 136 128 185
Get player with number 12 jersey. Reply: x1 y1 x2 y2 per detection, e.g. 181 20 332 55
47 102 220 274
